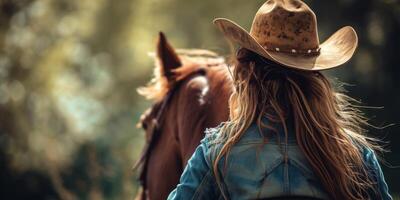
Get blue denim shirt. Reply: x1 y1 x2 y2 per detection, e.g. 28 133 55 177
168 121 392 200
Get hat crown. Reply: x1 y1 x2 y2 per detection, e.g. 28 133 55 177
250 0 320 53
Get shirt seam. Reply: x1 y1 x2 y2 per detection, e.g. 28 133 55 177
192 169 213 200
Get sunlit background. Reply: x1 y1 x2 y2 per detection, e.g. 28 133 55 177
0 0 399 199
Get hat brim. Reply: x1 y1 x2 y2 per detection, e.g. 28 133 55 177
213 18 358 71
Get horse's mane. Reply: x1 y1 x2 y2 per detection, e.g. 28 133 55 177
137 49 226 101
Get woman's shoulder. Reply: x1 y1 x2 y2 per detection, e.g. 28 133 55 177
200 123 228 164
351 140 378 164
203 123 225 145
204 124 223 137
359 145 381 170
347 136 380 166
357 144 393 199
202 122 259 146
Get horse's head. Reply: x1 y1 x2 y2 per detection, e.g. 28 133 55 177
137 32 184 142
137 32 229 142
135 32 232 200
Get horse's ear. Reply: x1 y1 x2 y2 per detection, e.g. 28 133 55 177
157 32 182 81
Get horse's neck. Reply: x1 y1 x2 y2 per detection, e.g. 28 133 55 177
140 65 232 200
174 66 232 164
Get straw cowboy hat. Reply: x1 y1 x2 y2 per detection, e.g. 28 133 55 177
213 0 358 71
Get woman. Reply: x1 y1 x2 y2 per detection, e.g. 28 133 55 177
168 0 392 199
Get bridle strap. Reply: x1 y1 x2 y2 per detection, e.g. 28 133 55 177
132 88 175 172
133 86 176 176
133 88 175 200
134 68 206 200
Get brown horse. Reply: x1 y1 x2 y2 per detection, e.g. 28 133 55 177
134 32 232 200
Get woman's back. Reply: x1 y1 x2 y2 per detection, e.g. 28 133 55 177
207 120 329 200
168 118 389 200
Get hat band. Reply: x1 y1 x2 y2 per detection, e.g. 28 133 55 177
263 45 321 56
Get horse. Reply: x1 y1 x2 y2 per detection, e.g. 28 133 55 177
134 32 233 200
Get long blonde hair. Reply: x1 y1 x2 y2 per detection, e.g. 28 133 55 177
213 48 382 200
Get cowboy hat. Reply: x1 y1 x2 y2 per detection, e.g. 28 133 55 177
213 0 358 71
